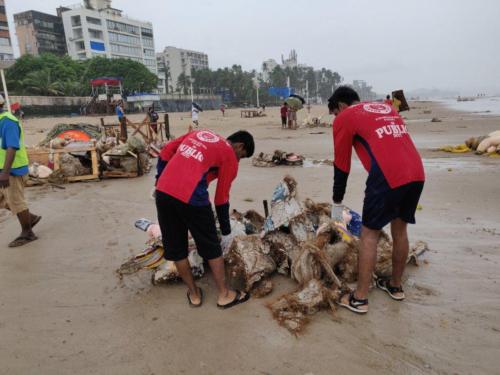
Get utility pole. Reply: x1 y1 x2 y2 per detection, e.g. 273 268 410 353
256 86 260 108
190 81 194 103
306 80 309 104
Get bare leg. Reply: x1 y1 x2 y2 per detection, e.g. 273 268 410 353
355 226 380 299
390 218 409 290
208 256 246 305
340 225 379 309
174 258 201 304
16 209 35 239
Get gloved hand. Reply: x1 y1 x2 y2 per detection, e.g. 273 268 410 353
331 203 344 222
220 233 235 253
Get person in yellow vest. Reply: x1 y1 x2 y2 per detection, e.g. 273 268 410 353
0 95 41 247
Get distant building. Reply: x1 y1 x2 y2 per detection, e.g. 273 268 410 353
157 46 209 92
261 58 278 82
0 0 14 60
260 50 312 83
281 49 298 69
156 53 167 94
59 0 157 74
14 10 67 56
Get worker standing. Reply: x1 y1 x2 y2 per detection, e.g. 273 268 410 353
328 86 425 314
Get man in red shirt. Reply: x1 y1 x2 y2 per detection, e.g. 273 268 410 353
280 102 288 129
156 129 254 309
384 94 393 106
328 86 425 314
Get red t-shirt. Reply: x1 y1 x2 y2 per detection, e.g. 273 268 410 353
333 102 424 193
384 99 393 106
280 106 288 117
157 130 238 207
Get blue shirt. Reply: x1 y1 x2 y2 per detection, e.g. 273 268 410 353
116 106 124 119
0 113 29 176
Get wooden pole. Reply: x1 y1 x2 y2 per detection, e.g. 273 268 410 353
120 116 128 142
0 69 11 113
164 113 170 140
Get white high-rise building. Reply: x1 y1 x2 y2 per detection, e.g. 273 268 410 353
0 0 14 60
157 46 209 92
60 0 157 74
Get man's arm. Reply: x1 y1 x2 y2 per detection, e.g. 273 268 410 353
214 158 238 235
332 116 354 204
0 148 15 188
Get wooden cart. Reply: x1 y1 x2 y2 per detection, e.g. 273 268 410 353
27 144 99 182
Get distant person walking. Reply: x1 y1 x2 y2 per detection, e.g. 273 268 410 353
280 102 288 129
115 101 125 122
0 95 41 247
220 104 226 117
192 105 200 128
384 95 392 106
147 106 159 134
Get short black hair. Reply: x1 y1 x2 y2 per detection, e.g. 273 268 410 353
227 130 255 158
386 95 390 99
328 86 360 112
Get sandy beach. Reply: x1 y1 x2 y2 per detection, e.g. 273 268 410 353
1 102 499 374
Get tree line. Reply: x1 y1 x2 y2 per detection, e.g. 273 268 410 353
178 64 344 105
6 53 158 97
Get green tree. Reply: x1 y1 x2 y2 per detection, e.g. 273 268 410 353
20 69 65 96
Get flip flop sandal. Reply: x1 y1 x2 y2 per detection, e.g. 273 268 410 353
217 290 250 310
187 287 203 308
376 278 405 301
8 235 38 248
336 291 369 314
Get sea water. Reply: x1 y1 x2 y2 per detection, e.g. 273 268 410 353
441 97 500 115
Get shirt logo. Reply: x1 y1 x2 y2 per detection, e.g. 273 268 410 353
179 144 204 162
375 124 408 139
196 131 220 143
363 103 392 114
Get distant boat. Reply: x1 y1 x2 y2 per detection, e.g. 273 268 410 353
457 96 475 102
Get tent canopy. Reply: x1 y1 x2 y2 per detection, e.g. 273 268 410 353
90 77 123 87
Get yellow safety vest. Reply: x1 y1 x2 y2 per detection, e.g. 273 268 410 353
0 111 29 170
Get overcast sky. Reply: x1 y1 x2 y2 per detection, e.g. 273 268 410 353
7 0 500 95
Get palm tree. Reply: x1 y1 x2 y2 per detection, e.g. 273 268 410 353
21 69 64 96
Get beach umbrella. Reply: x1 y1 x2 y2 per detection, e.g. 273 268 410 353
192 102 203 112
285 94 305 111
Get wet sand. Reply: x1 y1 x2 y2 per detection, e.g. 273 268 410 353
1 102 499 374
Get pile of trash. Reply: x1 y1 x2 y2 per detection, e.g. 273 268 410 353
252 150 304 167
120 176 429 335
440 130 500 156
101 135 151 176
301 116 331 128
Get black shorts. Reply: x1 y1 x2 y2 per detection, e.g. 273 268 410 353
155 191 222 261
281 116 287 125
362 181 424 230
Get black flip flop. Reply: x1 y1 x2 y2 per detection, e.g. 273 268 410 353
336 291 369 314
217 290 250 310
8 235 38 248
187 287 203 308
376 278 405 301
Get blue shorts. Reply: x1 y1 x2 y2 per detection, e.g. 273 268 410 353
362 181 424 230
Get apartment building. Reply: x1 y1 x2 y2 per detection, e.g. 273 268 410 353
157 46 209 91
0 0 14 60
14 10 67 56
60 0 157 74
